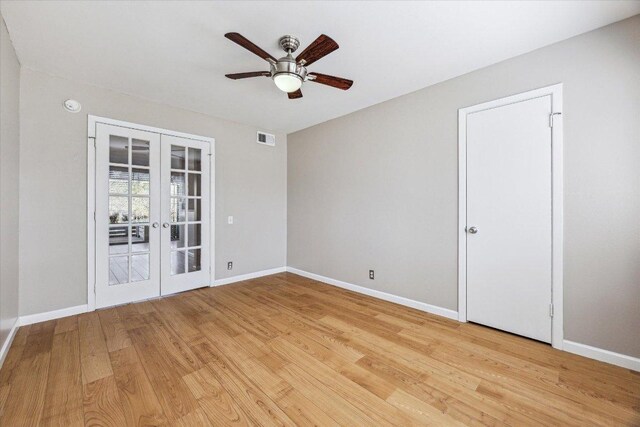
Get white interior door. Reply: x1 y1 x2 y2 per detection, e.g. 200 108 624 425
160 135 211 296
466 95 553 343
96 124 161 308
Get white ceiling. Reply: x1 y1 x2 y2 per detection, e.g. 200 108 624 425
2 1 638 133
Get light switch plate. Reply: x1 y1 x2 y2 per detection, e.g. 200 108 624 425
228 216 233 225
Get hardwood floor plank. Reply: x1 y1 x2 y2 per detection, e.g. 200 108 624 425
205 355 296 426
116 303 148 331
277 362 377 425
0 336 26 386
0 352 51 426
78 312 113 385
274 387 340 427
0 272 638 426
97 308 132 353
82 375 128 427
54 315 79 335
21 320 56 360
41 330 84 426
183 365 254 425
0 384 9 417
109 345 168 426
128 326 199 421
271 337 423 426
173 407 213 426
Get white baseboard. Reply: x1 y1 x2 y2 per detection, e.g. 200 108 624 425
19 304 88 327
0 318 20 369
286 267 459 321
213 267 286 287
563 340 640 372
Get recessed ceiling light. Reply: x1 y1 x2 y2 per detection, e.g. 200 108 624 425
63 99 82 113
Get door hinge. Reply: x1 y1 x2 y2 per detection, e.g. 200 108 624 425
93 211 96 221
549 112 562 128
549 303 554 317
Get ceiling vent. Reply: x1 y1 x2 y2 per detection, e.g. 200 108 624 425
257 131 275 146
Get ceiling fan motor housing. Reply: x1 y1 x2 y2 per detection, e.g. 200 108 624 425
279 35 300 53
271 54 308 82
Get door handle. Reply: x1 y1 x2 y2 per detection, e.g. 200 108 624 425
467 226 478 234
152 222 159 228
162 222 170 228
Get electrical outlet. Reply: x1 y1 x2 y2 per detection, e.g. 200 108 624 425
227 261 233 270
369 270 374 280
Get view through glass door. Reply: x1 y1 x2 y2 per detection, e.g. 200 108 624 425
160 135 210 295
95 123 211 309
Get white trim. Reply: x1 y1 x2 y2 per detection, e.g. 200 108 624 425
286 267 459 320
87 136 96 311
0 319 20 369
213 267 287 286
457 83 564 349
19 304 89 327
87 115 214 144
209 147 216 286
563 340 640 372
87 115 215 310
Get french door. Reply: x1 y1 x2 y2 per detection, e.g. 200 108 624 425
95 123 210 308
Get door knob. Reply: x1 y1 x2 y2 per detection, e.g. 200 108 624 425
467 226 478 234
152 222 159 228
163 222 170 228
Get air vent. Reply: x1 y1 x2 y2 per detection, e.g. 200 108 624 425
257 131 275 146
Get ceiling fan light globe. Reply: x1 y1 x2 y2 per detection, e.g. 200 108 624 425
273 73 302 93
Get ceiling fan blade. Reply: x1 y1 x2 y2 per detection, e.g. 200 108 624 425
308 73 353 90
225 32 276 62
225 71 271 80
296 34 339 66
288 89 303 99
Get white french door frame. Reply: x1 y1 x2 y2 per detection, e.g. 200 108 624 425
457 84 564 349
87 115 215 312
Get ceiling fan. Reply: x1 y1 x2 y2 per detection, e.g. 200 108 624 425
224 33 353 99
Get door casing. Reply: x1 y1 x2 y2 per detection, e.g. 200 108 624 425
457 84 563 349
87 115 215 312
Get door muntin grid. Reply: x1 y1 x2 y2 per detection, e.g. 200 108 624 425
108 136 151 285
170 145 202 275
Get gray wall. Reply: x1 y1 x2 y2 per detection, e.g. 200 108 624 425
19 69 287 316
288 16 640 357
0 16 20 350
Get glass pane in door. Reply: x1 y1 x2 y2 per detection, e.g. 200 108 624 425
167 143 204 276
171 250 186 275
171 145 186 169
132 168 150 195
109 136 129 164
109 256 129 285
131 225 150 252
131 254 150 282
131 139 150 166
107 134 152 286
188 148 201 171
187 249 201 272
109 166 129 194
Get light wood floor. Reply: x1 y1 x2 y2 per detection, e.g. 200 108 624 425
1 273 638 426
